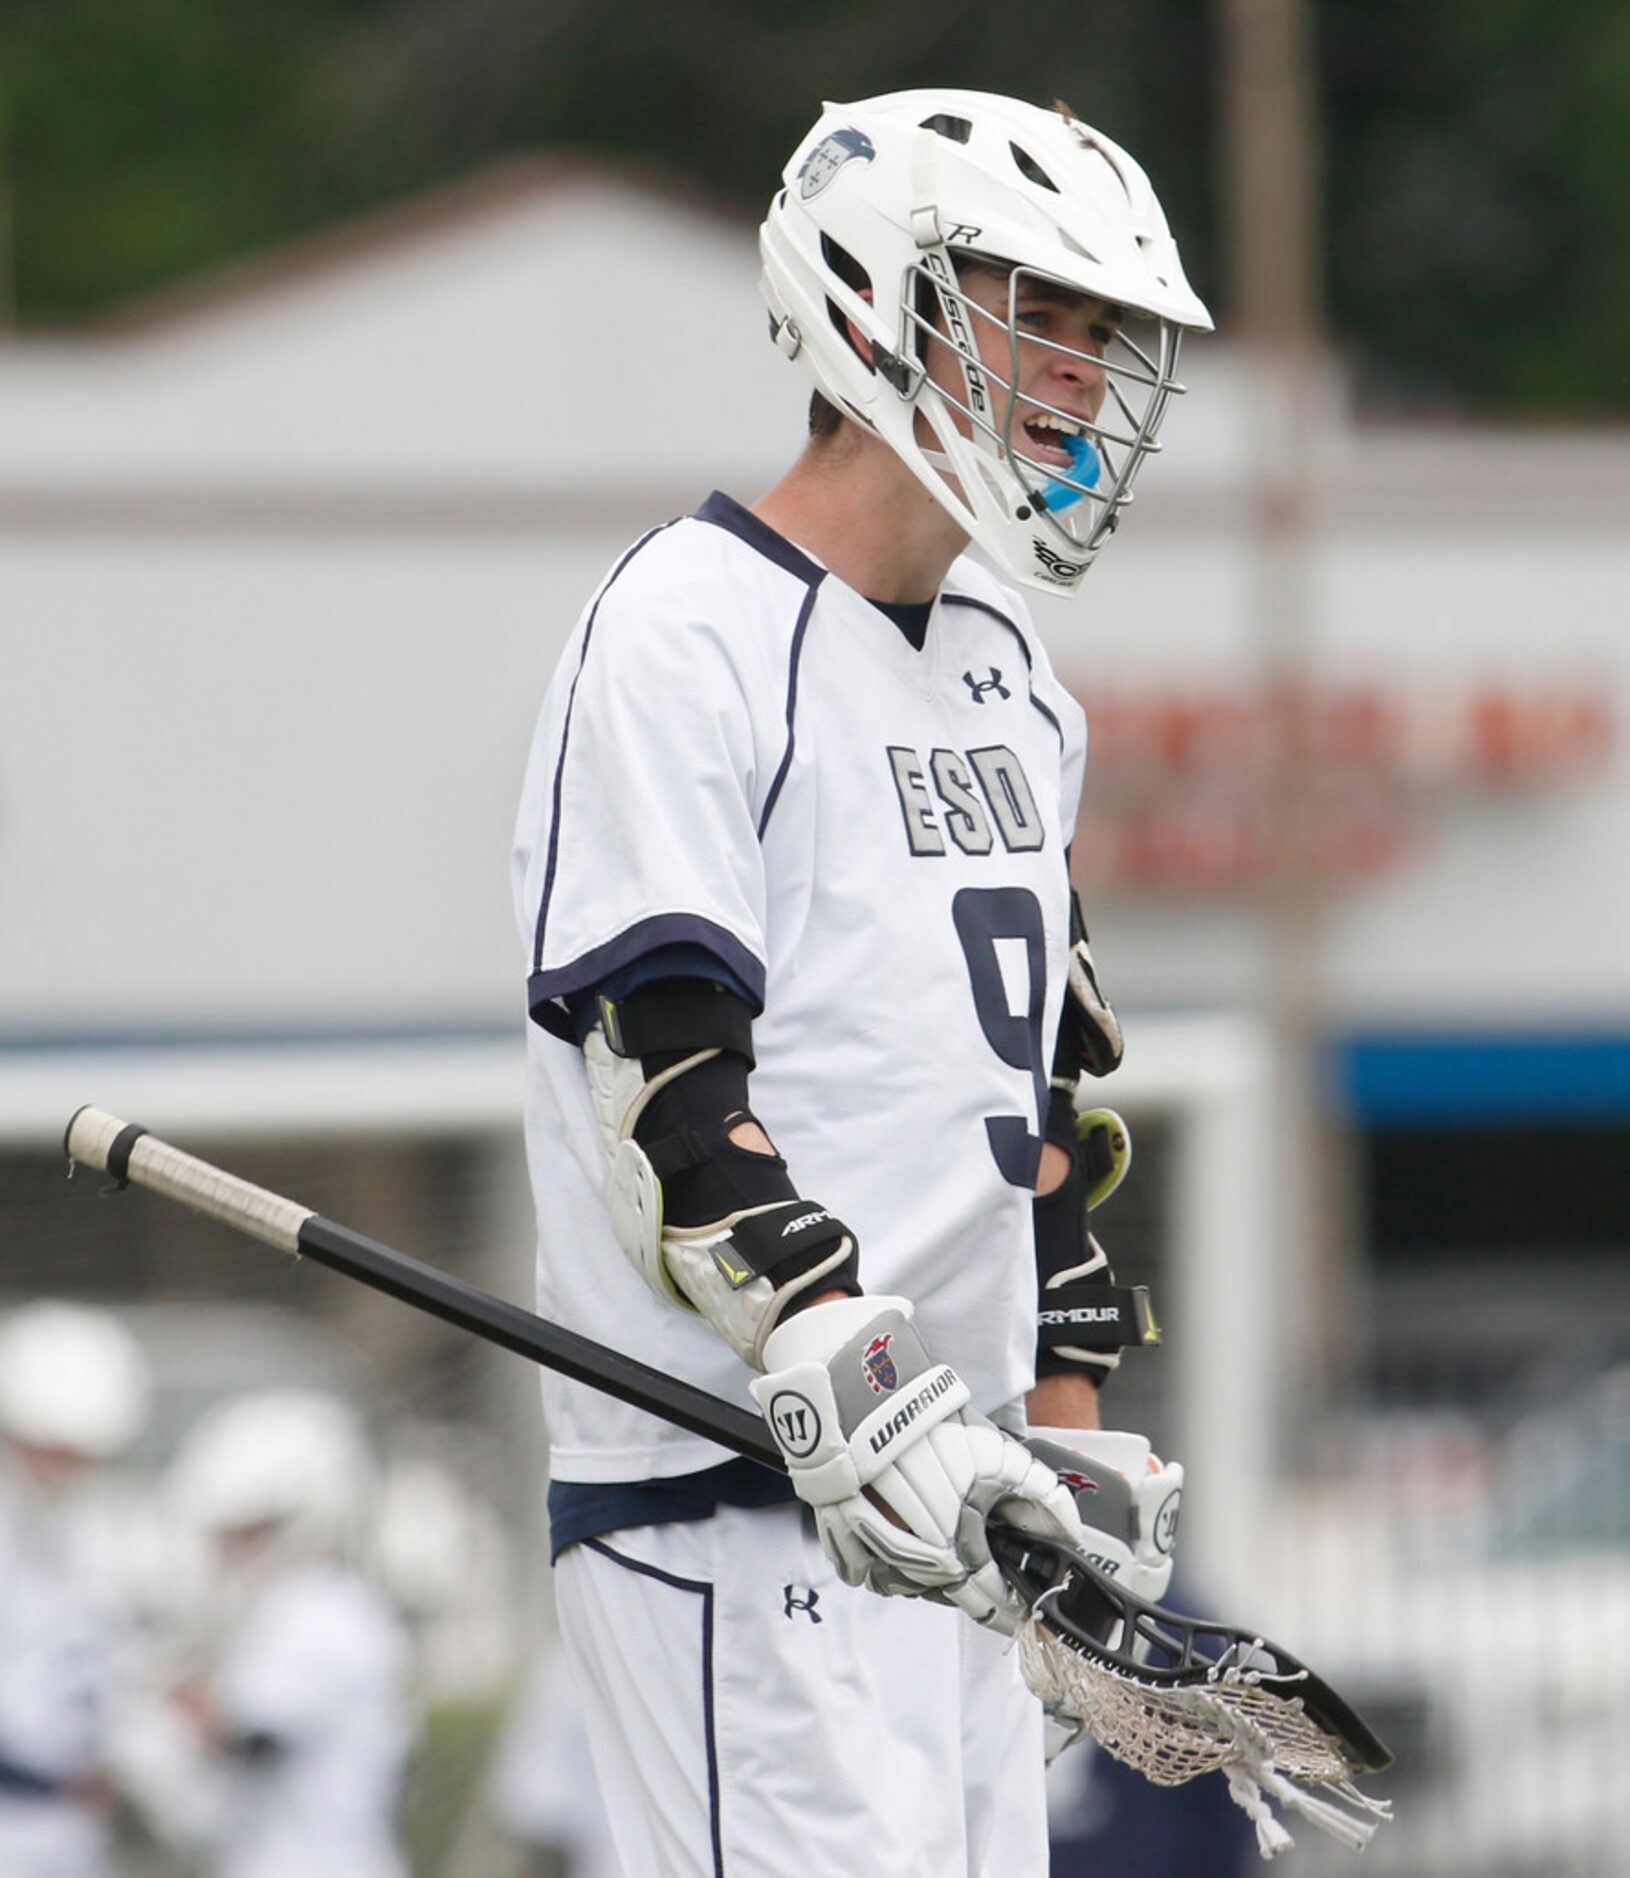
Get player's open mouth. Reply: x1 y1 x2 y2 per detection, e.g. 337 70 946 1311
1020 413 1088 469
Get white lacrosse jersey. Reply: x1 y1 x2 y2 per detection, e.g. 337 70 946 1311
513 491 1086 1482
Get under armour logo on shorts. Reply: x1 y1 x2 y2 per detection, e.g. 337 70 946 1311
783 1585 822 1622
962 667 1010 703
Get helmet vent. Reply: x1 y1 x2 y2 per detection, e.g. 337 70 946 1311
1058 228 1101 265
1009 143 1060 192
819 232 875 368
820 232 871 293
920 113 972 143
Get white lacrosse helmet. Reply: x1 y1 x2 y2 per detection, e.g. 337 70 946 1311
170 1388 371 1560
760 89 1212 594
0 1299 150 1459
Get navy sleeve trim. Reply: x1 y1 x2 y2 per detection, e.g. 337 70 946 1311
594 943 759 1009
941 591 1063 745
528 913 767 1040
530 520 680 977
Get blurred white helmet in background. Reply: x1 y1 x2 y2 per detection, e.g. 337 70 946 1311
760 88 1212 594
170 1388 371 1564
0 1299 150 1459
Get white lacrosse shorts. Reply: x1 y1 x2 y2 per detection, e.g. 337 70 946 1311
553 1498 1048 1878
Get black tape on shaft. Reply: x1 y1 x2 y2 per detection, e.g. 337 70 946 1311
104 1123 150 1190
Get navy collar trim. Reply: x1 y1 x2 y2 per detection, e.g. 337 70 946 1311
694 491 825 587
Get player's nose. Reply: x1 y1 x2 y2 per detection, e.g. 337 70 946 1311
1056 330 1106 381
1048 342 1106 410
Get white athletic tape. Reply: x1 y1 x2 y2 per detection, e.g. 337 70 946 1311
66 1106 313 1255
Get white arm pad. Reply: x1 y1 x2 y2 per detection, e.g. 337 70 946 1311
583 1024 698 1309
584 1026 857 1368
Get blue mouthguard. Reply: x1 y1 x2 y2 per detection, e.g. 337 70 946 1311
1035 431 1102 513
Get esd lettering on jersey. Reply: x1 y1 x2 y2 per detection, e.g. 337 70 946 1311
886 743 1045 858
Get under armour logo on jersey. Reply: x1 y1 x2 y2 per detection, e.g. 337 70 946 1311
962 667 1010 703
783 1585 822 1623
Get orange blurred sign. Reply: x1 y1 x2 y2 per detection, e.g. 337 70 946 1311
1064 679 1615 893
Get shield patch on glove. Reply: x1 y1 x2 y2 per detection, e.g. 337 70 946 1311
861 1332 898 1395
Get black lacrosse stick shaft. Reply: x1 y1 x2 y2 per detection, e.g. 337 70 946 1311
296 1216 784 1469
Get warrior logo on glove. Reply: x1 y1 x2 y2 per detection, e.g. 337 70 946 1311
765 1390 823 1459
1153 1488 1182 1555
862 1333 898 1395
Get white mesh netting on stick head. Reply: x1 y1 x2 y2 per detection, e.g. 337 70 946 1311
985 1520 1395 1862
1019 1614 1393 1858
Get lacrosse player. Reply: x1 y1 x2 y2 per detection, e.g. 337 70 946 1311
513 88 1209 1876
488 1637 622 1878
0 1301 149 1878
118 1390 413 1878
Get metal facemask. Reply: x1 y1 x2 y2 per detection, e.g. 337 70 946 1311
901 254 1190 589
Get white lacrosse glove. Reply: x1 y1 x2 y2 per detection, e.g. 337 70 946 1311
1023 1427 1184 1759
750 1296 1084 1633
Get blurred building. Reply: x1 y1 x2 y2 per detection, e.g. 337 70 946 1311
3 160 1626 1028
2 157 1628 1875
5 154 1627 1368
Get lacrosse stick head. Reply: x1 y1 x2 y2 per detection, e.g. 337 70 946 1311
990 1524 1394 1857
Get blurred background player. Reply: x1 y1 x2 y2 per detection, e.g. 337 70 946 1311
513 88 1204 1876
486 1637 621 1878
117 1388 414 1878
0 1300 150 1878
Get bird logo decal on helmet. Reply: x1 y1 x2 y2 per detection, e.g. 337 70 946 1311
797 127 876 200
